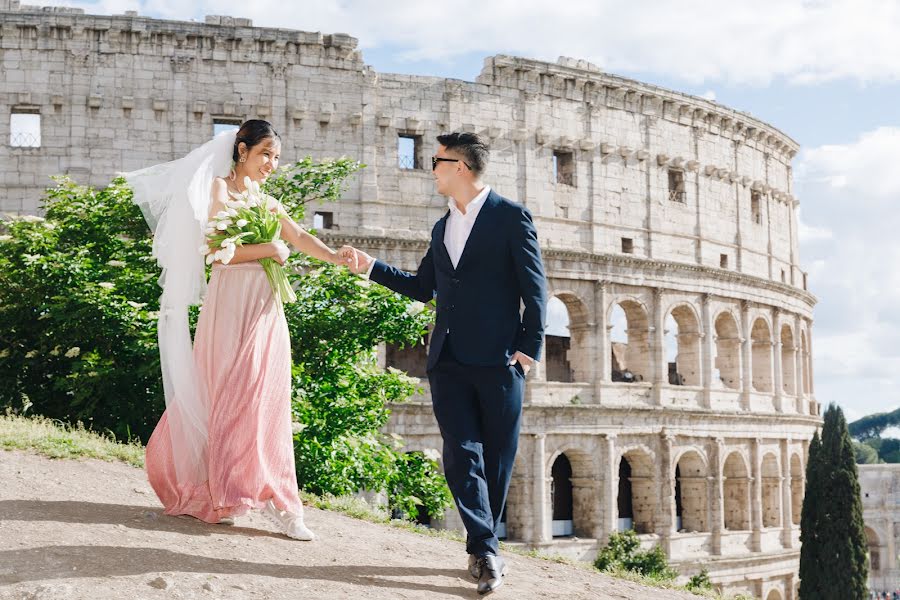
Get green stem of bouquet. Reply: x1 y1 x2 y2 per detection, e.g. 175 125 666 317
259 258 297 306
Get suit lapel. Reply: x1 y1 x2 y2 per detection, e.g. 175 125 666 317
433 211 452 268
454 190 499 272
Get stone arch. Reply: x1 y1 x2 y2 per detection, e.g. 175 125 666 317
674 449 709 532
723 451 751 530
790 453 803 525
761 453 781 527
545 447 600 539
609 297 651 383
765 589 783 600
780 323 796 395
866 526 881 572
550 453 574 537
617 448 656 534
713 311 741 389
751 317 773 393
545 291 591 383
665 302 702 386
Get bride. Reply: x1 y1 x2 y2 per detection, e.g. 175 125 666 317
125 119 356 540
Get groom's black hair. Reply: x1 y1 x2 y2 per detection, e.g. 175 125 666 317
436 131 489 177
233 119 281 162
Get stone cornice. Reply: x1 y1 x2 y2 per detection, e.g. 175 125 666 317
320 233 818 308
478 54 800 160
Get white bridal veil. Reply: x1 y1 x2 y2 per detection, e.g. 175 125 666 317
122 129 237 485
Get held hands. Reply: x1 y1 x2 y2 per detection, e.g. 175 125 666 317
337 246 374 275
509 351 535 375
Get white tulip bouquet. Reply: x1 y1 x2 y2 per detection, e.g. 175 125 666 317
200 176 297 305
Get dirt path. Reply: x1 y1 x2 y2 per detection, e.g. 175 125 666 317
0 450 698 599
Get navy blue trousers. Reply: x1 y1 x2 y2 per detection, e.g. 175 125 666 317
428 340 524 557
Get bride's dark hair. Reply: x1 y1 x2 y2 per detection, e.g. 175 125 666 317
233 119 280 162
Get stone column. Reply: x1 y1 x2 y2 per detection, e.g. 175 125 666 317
653 288 667 405
711 437 725 555
773 309 784 412
751 437 763 552
701 293 714 409
601 433 618 542
806 319 817 403
532 433 551 543
597 281 611 393
741 300 752 410
781 438 793 548
659 432 675 553
793 314 804 412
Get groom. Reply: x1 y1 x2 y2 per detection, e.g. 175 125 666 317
348 132 547 594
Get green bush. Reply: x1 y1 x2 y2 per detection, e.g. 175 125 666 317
0 157 452 520
594 530 678 580
686 568 713 592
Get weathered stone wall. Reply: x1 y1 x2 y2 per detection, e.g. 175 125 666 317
0 2 820 597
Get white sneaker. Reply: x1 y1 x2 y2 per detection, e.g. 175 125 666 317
262 500 315 541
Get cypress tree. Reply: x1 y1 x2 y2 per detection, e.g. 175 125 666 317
799 430 823 599
800 404 869 599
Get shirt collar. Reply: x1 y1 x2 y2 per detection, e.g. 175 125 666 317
448 185 491 216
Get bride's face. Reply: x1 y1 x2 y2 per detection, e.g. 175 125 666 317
241 138 281 182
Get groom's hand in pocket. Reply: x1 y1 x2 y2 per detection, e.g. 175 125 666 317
509 351 535 375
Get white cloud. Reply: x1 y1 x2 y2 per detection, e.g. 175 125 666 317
701 90 717 102
797 126 900 417
39 0 900 85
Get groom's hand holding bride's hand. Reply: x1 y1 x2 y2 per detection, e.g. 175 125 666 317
337 246 374 275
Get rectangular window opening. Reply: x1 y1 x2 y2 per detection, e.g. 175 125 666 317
621 238 634 254
553 150 575 186
10 109 41 148
398 134 422 169
751 191 763 225
313 211 334 230
668 169 686 202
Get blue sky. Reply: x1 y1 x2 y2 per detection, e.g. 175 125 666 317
41 0 900 423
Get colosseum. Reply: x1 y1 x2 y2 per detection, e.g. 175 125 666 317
0 1 821 598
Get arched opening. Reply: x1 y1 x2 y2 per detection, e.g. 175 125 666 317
780 324 796 395
761 453 781 527
385 333 429 379
546 293 591 382
618 450 655 533
866 527 881 572
723 452 751 530
551 453 574 537
751 318 773 393
545 296 573 382
675 451 709 532
610 300 650 383
714 312 741 389
765 590 783 600
665 305 702 386
790 454 803 525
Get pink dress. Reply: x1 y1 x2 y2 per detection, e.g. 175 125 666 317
145 261 303 522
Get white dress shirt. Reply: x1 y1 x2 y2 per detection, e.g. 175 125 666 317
444 185 490 268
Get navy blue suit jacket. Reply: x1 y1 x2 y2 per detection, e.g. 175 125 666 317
370 189 547 371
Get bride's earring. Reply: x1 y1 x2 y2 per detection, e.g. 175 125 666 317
239 155 247 163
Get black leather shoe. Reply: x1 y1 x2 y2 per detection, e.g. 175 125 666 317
476 554 508 595
468 554 482 580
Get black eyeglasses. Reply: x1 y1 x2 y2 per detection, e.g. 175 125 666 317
432 156 472 171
